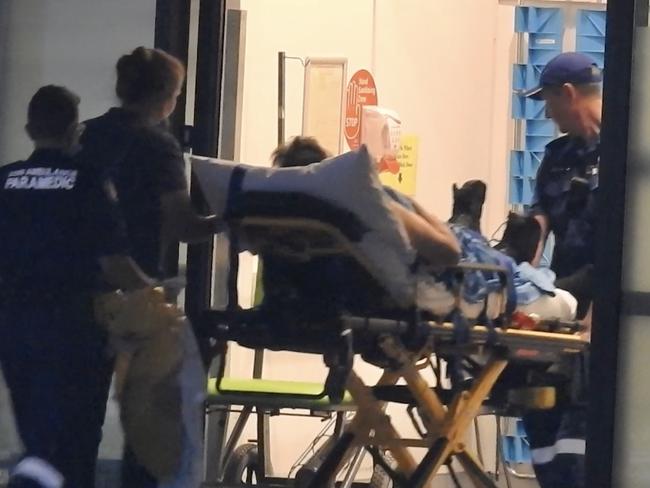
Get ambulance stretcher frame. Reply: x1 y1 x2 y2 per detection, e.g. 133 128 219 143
200 216 589 488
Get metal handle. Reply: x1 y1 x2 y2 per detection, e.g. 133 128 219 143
278 51 286 145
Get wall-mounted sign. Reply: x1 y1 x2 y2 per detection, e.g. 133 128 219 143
344 69 378 150
302 58 347 155
379 134 419 197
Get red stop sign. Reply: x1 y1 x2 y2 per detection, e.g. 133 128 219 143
344 69 378 150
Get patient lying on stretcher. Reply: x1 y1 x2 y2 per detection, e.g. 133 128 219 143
268 137 577 323
271 136 461 269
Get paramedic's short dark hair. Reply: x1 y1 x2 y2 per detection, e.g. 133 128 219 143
545 82 602 98
272 136 329 168
27 85 80 140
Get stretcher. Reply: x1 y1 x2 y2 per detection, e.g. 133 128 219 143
200 214 589 488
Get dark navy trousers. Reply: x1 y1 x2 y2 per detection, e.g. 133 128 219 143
523 407 586 488
521 348 589 488
0 296 113 488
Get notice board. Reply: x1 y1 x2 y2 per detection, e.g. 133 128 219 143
302 58 347 155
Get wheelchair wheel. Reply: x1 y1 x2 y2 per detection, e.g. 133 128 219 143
223 443 263 485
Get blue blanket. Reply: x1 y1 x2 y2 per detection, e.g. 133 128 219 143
445 224 556 314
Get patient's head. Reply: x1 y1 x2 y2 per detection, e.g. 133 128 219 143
494 212 541 264
449 180 487 233
272 136 329 168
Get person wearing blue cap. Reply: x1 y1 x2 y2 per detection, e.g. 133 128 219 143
525 52 601 292
521 52 602 488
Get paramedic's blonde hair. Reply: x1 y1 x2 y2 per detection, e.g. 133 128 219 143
116 47 185 105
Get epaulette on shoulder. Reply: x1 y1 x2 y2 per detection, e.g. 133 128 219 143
545 134 572 152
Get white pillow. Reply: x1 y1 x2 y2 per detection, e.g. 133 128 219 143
191 146 416 306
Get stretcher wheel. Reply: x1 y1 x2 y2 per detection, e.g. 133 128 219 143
223 443 263 485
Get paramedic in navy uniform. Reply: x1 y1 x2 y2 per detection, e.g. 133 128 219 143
80 47 221 487
0 86 153 488
522 52 602 488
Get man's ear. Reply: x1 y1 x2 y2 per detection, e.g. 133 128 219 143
562 83 578 101
25 123 34 140
64 122 79 142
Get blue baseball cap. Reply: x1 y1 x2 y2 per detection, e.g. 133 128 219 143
523 52 603 100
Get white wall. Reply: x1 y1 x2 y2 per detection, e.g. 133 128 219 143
0 0 157 164
225 0 518 478
490 4 518 236
373 0 511 235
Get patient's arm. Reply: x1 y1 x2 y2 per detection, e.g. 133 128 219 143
389 201 461 268
161 190 224 244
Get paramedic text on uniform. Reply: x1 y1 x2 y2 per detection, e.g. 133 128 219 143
0 86 152 488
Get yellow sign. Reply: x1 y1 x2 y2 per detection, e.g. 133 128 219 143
378 134 419 196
